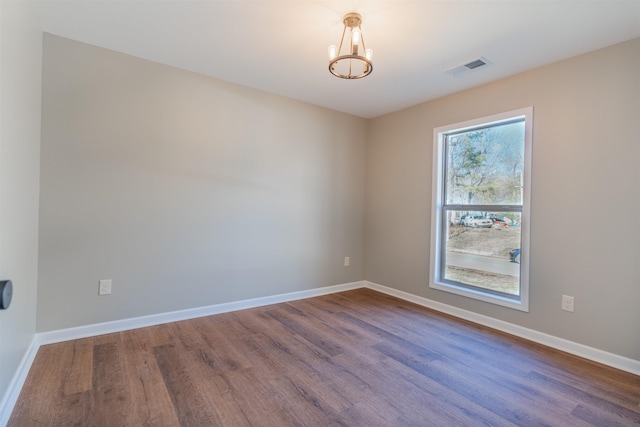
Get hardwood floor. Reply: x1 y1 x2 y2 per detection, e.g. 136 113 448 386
9 289 640 426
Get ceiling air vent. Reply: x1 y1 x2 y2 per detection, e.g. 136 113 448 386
446 57 490 77
464 59 487 70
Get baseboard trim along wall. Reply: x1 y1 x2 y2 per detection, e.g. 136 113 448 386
0 336 40 427
36 279 640 374
3 279 639 424
0 281 365 423
37 281 366 345
365 281 640 376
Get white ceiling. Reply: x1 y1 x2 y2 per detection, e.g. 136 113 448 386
36 1 640 118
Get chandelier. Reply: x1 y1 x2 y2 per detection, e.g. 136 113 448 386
328 12 373 79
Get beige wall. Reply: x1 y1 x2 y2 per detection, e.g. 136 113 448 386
0 0 42 413
36 32 640 361
365 38 640 360
37 35 367 331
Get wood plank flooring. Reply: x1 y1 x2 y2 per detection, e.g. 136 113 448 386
9 288 640 426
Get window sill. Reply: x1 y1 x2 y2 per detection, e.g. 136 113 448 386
429 280 529 312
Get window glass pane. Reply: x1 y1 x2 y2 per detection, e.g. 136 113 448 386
443 210 522 296
445 121 524 205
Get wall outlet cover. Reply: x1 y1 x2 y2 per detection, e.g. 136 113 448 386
99 279 112 296
562 295 574 312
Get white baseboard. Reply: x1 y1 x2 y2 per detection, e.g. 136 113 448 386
4 281 364 424
38 281 366 345
4 279 638 425
0 335 40 427
364 280 640 376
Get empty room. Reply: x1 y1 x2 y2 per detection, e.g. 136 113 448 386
1 1 639 426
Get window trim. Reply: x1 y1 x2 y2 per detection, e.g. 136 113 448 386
429 107 533 312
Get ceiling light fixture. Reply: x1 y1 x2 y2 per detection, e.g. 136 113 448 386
328 12 373 79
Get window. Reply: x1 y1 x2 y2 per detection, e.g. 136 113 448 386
430 108 532 311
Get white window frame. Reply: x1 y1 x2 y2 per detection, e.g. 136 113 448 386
429 107 533 311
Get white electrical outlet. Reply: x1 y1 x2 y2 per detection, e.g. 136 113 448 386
344 257 350 267
99 279 112 296
562 295 574 312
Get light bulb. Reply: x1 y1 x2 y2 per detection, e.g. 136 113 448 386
365 49 373 61
352 29 360 45
328 45 337 60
